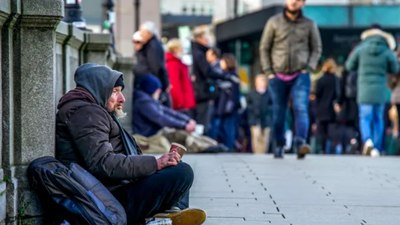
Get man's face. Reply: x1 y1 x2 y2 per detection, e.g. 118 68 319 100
139 28 152 43
286 0 305 12
196 34 209 47
206 50 216 63
107 86 125 114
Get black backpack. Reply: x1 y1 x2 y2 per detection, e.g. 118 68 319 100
28 156 127 225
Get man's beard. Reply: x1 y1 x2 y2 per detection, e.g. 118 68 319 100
114 108 127 119
286 7 300 15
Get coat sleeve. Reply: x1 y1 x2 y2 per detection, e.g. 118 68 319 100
387 51 399 75
68 105 157 180
168 61 185 109
345 47 360 72
146 42 170 90
140 100 188 129
259 19 275 75
308 22 322 70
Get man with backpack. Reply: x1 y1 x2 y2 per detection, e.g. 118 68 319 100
54 63 206 225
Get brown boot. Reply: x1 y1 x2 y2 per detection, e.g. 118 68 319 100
154 208 206 225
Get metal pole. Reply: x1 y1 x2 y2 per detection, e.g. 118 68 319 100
134 0 140 31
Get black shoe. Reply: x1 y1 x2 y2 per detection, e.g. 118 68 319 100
297 144 311 159
274 147 284 159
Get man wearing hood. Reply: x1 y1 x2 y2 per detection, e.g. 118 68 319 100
346 24 399 156
259 0 322 159
55 64 206 225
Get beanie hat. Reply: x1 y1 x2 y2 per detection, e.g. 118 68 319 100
114 76 125 90
138 75 161 95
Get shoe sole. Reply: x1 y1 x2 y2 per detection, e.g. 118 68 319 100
297 145 311 159
155 208 206 225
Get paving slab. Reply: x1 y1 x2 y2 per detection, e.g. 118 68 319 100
185 154 400 225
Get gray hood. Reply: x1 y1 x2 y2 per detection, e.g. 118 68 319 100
74 63 123 108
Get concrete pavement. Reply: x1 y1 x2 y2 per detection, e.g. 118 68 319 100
185 154 400 225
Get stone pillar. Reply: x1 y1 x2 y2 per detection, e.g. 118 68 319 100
0 1 11 223
113 56 134 133
65 24 85 92
83 33 112 65
3 0 63 224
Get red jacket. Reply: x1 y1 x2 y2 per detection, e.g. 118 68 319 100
165 52 196 110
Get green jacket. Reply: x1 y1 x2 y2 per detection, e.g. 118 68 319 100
259 10 322 75
346 30 399 104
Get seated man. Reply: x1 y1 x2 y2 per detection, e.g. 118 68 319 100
132 75 225 153
55 63 206 225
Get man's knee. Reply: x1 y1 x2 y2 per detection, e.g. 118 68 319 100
164 162 194 188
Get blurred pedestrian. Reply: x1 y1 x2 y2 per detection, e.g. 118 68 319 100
206 47 223 74
209 54 241 150
165 39 196 115
345 24 399 156
133 21 171 107
259 0 322 158
247 74 273 154
132 75 224 154
315 58 339 154
191 28 236 134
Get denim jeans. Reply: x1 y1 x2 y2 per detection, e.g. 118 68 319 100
269 73 311 147
209 112 238 150
358 104 385 152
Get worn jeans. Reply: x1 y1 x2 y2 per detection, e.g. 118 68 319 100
358 104 385 152
269 73 311 147
112 162 194 225
209 112 238 150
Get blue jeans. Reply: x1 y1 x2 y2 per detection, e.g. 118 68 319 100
269 73 311 147
209 113 238 150
358 104 385 152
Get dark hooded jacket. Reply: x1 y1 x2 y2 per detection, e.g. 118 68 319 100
56 64 157 187
132 90 191 137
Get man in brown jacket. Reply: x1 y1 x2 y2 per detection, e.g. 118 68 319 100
55 63 206 225
259 0 322 159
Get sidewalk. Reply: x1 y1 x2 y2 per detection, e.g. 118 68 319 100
185 154 400 225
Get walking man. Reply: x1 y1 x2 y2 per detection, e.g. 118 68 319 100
259 0 322 158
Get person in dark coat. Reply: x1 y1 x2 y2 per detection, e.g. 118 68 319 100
315 58 339 153
209 54 241 150
55 64 205 225
247 74 273 154
132 75 196 137
191 28 237 134
134 21 171 106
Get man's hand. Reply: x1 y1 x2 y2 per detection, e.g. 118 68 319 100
156 152 181 170
185 119 196 133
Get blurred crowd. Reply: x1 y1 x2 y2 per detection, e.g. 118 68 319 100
128 19 400 157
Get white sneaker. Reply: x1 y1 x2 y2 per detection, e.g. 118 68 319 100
362 139 374 155
370 148 380 158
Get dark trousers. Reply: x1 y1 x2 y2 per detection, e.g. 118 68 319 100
112 162 194 225
195 100 213 134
